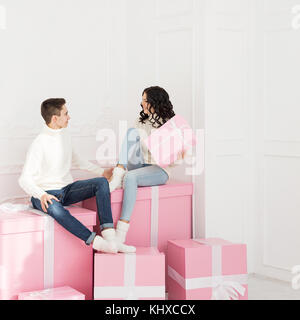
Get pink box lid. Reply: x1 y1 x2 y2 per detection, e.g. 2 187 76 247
0 206 96 235
167 238 247 279
18 286 85 300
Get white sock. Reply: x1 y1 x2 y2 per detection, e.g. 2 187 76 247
92 235 117 254
115 220 136 253
109 167 126 192
102 226 136 254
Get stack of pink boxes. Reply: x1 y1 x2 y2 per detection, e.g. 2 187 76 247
0 115 248 300
84 180 194 300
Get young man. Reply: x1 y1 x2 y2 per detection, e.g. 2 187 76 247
19 98 136 254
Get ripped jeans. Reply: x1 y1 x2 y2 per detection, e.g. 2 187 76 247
31 177 114 245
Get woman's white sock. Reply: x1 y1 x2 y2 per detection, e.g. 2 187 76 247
115 220 136 253
109 167 126 192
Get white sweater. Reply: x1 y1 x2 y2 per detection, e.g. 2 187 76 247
19 124 104 200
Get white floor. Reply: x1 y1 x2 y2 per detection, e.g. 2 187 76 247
248 274 300 300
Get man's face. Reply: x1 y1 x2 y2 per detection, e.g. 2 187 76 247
54 104 71 128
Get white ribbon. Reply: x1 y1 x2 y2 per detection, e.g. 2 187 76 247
94 253 165 300
168 239 248 300
28 207 55 289
151 186 159 247
169 118 192 146
28 205 74 289
0 203 31 213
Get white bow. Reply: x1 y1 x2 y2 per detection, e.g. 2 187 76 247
169 119 192 147
211 278 246 300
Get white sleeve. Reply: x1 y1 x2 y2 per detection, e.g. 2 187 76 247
18 139 47 200
72 147 105 176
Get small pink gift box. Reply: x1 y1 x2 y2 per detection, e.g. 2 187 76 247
94 247 165 300
143 114 197 168
167 238 248 300
18 286 85 300
83 181 193 289
0 206 96 300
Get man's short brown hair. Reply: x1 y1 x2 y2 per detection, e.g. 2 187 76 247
41 98 66 124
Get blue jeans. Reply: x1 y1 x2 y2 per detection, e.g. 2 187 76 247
118 128 169 222
31 177 114 245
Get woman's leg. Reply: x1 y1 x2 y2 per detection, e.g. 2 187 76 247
110 128 144 192
118 128 145 170
120 165 169 222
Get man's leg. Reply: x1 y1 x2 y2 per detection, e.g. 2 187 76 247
61 177 135 253
61 177 114 231
31 195 96 245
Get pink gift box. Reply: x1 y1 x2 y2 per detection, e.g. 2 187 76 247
18 286 85 300
83 181 193 252
143 115 197 168
83 180 193 288
94 247 165 300
0 206 96 300
167 238 248 300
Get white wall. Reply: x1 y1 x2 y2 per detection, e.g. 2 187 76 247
203 0 300 280
253 0 300 281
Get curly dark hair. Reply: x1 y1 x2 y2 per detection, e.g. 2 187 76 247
139 86 176 128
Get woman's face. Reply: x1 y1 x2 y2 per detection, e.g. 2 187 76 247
141 92 154 115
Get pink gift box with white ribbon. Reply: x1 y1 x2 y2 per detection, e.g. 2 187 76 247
167 238 248 300
143 114 197 168
83 181 193 289
18 286 85 300
83 181 193 253
94 247 165 300
0 206 96 300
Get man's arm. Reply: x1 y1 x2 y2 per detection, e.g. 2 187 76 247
18 139 47 200
72 147 105 176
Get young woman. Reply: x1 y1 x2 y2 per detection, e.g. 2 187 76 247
109 86 186 249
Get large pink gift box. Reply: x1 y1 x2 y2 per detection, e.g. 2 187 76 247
83 181 193 252
143 114 197 168
167 238 248 300
18 286 85 300
94 247 165 300
0 206 96 300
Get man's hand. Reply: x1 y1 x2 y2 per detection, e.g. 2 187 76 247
103 167 114 182
40 193 60 213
